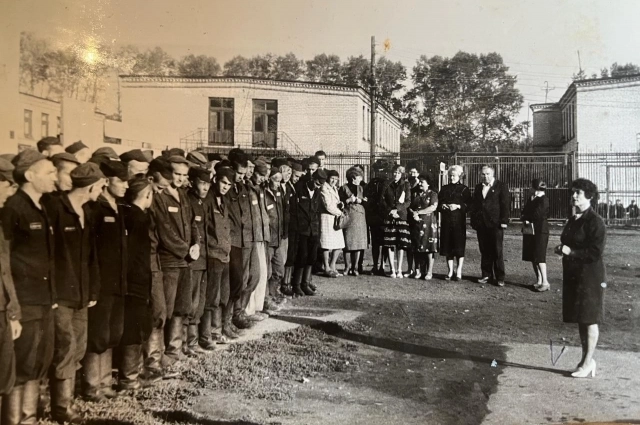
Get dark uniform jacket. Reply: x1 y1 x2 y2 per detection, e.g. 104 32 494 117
47 193 100 309
123 204 152 301
294 180 321 237
280 182 291 237
0 226 21 321
225 183 253 248
285 181 298 237
470 180 511 229
265 186 284 248
247 181 270 244
91 195 127 296
187 191 207 271
2 190 55 307
205 193 231 263
150 187 196 269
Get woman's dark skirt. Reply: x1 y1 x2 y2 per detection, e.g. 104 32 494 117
522 233 549 263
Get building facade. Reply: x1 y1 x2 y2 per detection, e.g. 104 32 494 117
531 74 640 153
119 76 401 156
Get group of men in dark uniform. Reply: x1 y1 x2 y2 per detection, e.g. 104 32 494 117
0 137 330 424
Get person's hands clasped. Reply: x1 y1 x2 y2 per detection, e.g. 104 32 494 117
448 203 460 211
189 244 200 261
500 224 507 229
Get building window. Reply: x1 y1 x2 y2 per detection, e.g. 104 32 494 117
24 110 32 139
252 99 278 148
41 113 49 138
208 97 234 145
56 116 61 136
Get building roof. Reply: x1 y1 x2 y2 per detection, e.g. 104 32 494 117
541 73 640 109
119 75 400 124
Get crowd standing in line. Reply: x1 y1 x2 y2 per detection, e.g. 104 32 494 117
0 140 608 424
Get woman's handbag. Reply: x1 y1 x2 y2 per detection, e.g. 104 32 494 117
334 209 352 230
522 222 535 235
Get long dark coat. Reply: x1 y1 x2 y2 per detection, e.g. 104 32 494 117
561 207 606 324
521 195 550 263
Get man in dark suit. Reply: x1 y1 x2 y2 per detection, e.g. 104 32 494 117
470 165 511 287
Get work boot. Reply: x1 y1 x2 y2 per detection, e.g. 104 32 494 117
81 352 106 402
118 345 143 392
301 266 316 295
143 328 164 374
100 349 117 399
198 310 217 351
21 380 40 424
184 324 206 356
2 385 23 425
164 316 186 362
263 297 282 313
50 379 82 424
210 307 223 338
232 312 254 330
292 268 305 297
221 305 239 339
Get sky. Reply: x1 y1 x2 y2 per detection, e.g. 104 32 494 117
7 0 640 120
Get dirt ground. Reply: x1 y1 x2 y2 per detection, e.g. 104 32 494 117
41 225 640 425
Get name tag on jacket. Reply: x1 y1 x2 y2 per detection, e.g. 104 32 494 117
64 226 76 232
104 216 115 223
266 204 274 210
168 206 179 213
29 222 42 230
195 216 202 222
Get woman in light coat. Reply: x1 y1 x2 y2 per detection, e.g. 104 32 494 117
319 170 345 277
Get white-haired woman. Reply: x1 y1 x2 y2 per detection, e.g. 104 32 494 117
437 165 472 281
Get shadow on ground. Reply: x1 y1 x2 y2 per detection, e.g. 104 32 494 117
152 410 262 425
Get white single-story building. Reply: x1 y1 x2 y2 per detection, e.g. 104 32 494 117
119 76 401 156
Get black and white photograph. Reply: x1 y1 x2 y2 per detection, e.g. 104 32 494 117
0 1 639 423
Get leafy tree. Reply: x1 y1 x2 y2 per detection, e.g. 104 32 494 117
375 57 406 112
610 62 640 78
131 47 176 75
177 54 221 76
305 54 343 83
19 32 50 93
341 55 370 87
247 53 276 78
272 53 305 80
600 67 609 78
223 55 251 76
404 51 524 152
572 68 588 81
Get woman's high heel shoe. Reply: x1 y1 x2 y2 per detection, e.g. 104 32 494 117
571 359 596 378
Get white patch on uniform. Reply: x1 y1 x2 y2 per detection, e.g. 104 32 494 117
168 206 179 213
104 216 115 223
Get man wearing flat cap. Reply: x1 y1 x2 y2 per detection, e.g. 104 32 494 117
90 147 120 166
65 141 91 164
186 151 207 168
120 149 150 178
0 158 22 423
148 155 199 367
243 160 270 321
184 167 212 354
81 161 130 402
281 161 305 296
46 162 105 423
50 153 80 194
2 149 57 424
37 136 65 158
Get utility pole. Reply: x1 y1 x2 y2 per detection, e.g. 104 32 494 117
542 81 556 103
369 36 377 181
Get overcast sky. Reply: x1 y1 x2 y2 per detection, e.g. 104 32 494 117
8 0 640 118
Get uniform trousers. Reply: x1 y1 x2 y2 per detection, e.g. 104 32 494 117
205 258 230 311
52 306 88 380
285 232 298 267
149 271 166 328
233 246 260 315
246 242 268 315
296 234 319 267
0 314 15 394
189 269 207 325
13 306 54 385
87 294 124 353
267 239 288 289
476 225 506 281
120 296 153 346
162 267 192 318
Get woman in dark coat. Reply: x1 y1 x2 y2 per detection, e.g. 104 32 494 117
521 179 550 291
339 167 368 276
555 178 606 378
380 164 411 278
408 173 438 280
437 165 471 281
